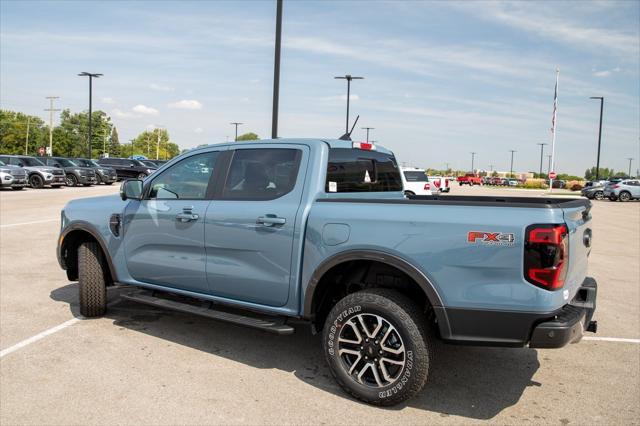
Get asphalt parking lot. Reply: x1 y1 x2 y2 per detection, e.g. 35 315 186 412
1 184 639 425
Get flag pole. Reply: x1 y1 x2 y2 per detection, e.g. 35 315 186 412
549 68 559 193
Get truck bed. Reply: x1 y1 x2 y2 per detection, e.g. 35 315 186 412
320 194 590 210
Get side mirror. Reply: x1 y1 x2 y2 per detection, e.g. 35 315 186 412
120 179 143 201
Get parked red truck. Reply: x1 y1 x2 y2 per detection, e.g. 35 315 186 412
456 173 483 186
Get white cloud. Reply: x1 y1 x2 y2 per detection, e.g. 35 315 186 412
101 97 116 104
194 127 204 134
112 108 135 118
453 2 639 58
593 67 621 77
132 104 159 115
150 83 174 92
168 99 203 110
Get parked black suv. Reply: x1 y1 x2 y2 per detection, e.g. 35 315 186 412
43 157 96 187
74 158 118 185
97 158 156 180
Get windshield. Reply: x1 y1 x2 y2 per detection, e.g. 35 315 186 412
142 160 157 168
21 157 46 167
76 159 101 167
0 160 5 166
403 171 428 182
57 158 78 167
131 160 147 167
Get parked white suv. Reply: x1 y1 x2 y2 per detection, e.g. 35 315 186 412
401 167 432 196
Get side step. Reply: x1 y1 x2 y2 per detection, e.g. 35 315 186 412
120 290 295 335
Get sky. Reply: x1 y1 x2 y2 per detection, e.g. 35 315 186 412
1 0 638 175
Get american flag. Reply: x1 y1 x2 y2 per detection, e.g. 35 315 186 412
551 72 558 134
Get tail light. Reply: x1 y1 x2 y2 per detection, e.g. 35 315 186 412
524 224 569 290
611 184 619 188
424 183 430 190
352 142 376 151
434 180 441 188
445 179 449 187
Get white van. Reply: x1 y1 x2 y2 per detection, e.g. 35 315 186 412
400 167 433 196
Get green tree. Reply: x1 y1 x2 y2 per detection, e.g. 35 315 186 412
131 128 180 160
0 110 48 155
236 132 259 141
584 166 616 181
55 109 117 158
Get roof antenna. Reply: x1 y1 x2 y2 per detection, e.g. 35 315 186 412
339 115 360 141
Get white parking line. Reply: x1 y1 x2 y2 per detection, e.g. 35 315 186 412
0 218 58 228
583 336 640 344
0 317 81 358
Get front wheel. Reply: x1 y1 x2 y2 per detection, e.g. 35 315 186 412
66 174 78 187
29 174 44 189
323 289 432 406
618 191 631 202
593 191 604 200
78 241 107 317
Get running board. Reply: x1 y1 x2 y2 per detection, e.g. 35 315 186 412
120 290 295 335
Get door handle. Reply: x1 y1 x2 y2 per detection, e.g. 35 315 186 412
176 213 199 222
256 215 286 226
176 207 199 223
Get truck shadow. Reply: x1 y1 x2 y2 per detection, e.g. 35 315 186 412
51 284 540 420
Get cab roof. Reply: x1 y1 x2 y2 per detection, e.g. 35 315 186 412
194 138 394 155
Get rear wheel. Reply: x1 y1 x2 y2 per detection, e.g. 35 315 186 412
403 191 415 197
593 191 604 200
29 174 44 189
95 174 102 184
618 191 631 202
323 288 432 406
78 241 107 317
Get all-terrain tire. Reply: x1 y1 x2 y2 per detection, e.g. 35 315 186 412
78 241 107 317
322 288 433 406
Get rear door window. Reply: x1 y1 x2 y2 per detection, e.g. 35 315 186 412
326 148 402 192
222 148 302 200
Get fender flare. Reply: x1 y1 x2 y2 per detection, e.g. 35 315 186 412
302 249 451 337
58 221 118 282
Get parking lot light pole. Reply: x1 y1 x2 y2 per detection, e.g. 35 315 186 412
547 154 552 175
45 97 60 156
509 150 516 177
590 97 604 180
230 122 242 141
334 75 363 134
537 143 547 177
78 72 103 159
470 152 476 173
361 127 374 142
271 0 283 139
627 158 634 178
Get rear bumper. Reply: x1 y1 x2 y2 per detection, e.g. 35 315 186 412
440 277 597 348
529 277 597 348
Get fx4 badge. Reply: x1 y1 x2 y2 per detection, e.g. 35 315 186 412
467 231 515 246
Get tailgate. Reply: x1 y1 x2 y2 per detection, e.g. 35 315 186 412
562 201 593 299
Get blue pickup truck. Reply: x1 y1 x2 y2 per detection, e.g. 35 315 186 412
57 138 597 405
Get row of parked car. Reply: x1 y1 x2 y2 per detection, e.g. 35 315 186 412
581 179 640 202
0 154 166 190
